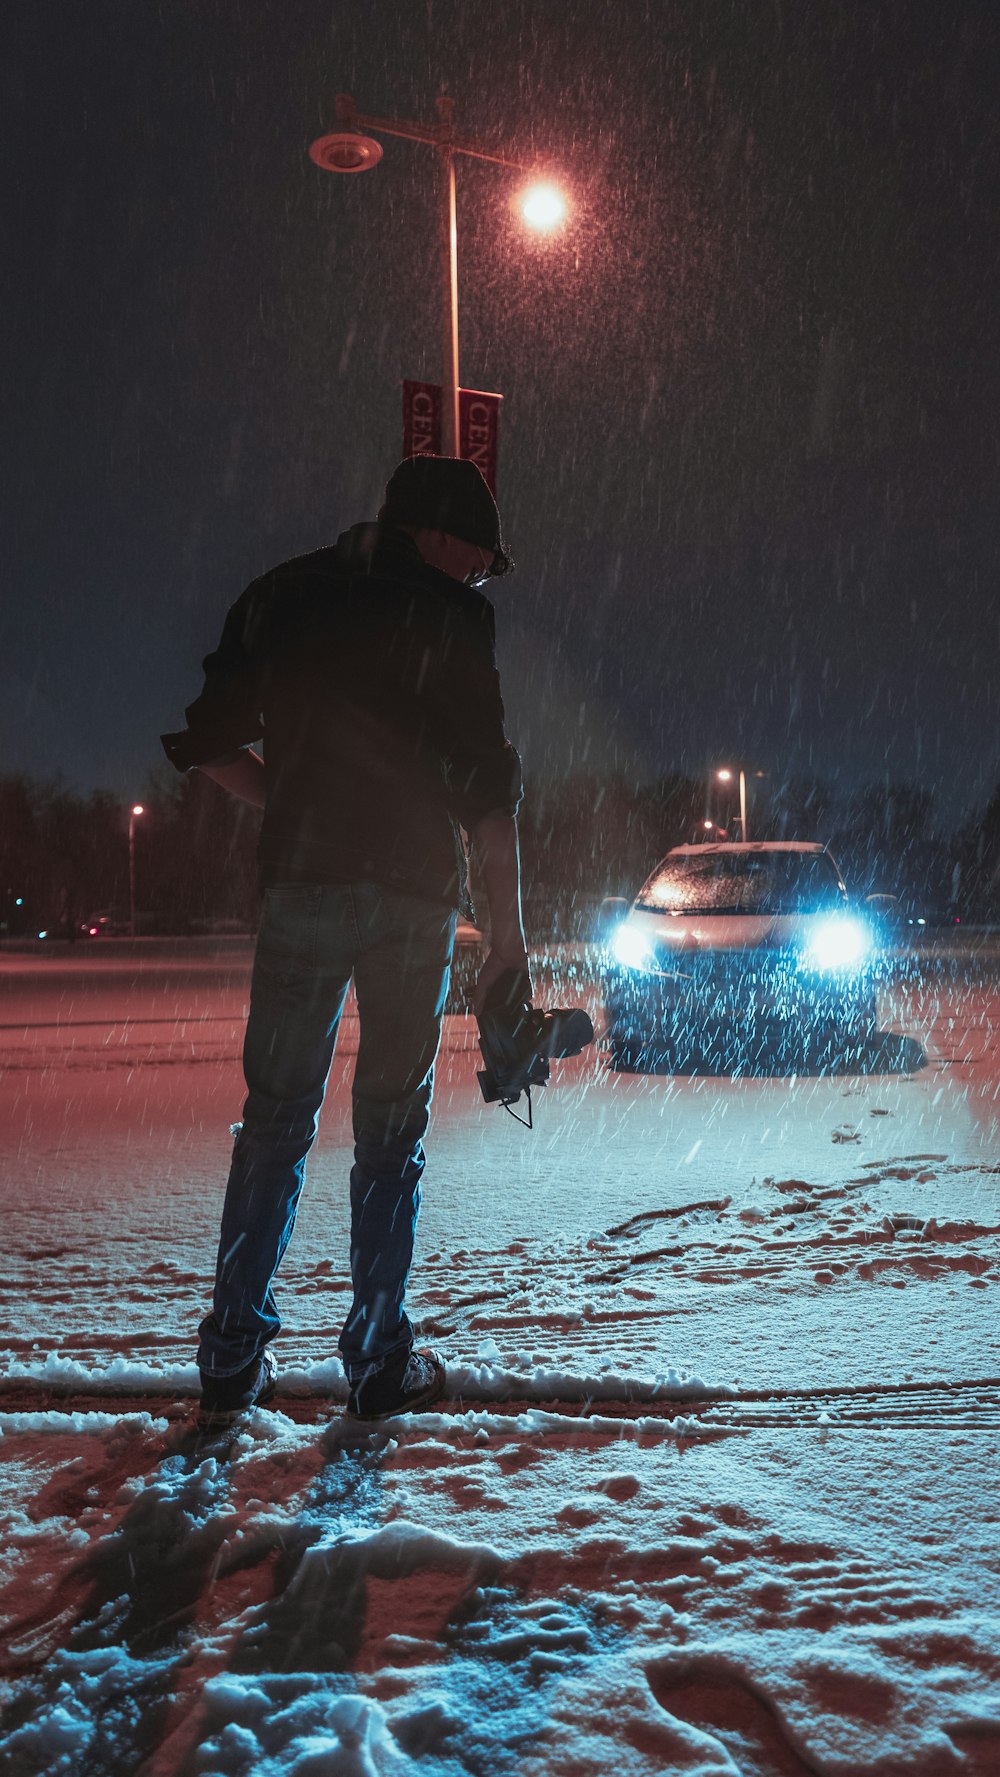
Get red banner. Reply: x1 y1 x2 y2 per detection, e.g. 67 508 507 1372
459 388 502 497
402 381 442 457
402 382 503 496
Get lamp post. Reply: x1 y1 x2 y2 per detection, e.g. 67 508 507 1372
715 769 747 844
309 94 566 455
128 804 144 938
715 768 767 843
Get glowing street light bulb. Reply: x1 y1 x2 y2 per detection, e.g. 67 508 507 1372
521 183 567 230
128 804 145 936
713 766 755 842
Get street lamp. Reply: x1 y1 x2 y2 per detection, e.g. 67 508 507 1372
520 183 568 230
128 804 144 938
715 768 766 843
710 767 742 842
310 94 566 455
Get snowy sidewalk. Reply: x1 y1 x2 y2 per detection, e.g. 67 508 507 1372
1 945 999 1772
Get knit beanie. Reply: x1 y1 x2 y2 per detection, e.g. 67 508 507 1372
379 456 513 576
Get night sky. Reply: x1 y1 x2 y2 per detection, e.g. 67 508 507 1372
3 2 998 822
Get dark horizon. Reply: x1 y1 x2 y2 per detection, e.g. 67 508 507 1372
3 2 998 822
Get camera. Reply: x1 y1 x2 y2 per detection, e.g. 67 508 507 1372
476 967 594 1121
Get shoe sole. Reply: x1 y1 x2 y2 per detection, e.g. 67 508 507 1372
344 1364 446 1423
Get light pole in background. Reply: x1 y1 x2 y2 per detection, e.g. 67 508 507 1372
128 804 144 938
309 93 567 455
715 768 766 843
716 769 747 844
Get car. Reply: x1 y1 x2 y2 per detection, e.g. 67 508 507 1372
35 916 106 941
603 841 879 1071
860 894 963 945
84 910 132 937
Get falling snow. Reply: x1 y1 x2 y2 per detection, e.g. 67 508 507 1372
3 2 1000 1770
2 937 999 1772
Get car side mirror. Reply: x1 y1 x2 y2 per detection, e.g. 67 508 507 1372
595 896 630 941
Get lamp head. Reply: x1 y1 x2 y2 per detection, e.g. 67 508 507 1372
520 183 568 230
309 131 384 174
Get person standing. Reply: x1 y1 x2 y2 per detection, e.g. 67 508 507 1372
161 456 529 1426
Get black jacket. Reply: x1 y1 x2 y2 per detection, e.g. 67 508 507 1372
161 523 522 909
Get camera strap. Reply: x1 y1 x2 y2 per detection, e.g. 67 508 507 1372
503 1086 534 1129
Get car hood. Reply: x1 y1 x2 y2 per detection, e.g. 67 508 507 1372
626 909 837 952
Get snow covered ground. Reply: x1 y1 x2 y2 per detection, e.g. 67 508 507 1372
1 938 998 1773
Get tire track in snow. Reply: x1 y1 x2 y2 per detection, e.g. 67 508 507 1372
2 1375 998 1434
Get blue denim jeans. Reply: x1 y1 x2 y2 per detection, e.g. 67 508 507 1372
197 881 456 1384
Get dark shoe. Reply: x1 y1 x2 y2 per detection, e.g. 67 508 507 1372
198 1347 278 1430
345 1347 446 1421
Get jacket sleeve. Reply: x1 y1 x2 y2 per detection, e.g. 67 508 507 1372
434 595 523 828
160 584 266 772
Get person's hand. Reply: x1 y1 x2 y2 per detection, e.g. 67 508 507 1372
474 946 533 1017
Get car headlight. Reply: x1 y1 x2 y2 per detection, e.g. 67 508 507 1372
611 923 658 972
799 915 871 973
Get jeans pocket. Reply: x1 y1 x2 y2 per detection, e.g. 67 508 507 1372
373 885 456 954
256 884 322 984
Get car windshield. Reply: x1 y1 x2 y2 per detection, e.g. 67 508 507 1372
636 851 845 915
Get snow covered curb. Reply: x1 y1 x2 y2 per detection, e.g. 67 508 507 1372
0 1348 733 1407
0 1408 169 1435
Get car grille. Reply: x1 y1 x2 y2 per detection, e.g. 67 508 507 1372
644 943 856 1023
653 943 792 982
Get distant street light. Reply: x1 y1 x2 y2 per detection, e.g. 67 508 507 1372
128 804 144 939
714 768 747 845
310 94 567 455
714 767 766 843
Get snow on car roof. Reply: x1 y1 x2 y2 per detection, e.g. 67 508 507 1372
668 841 828 856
